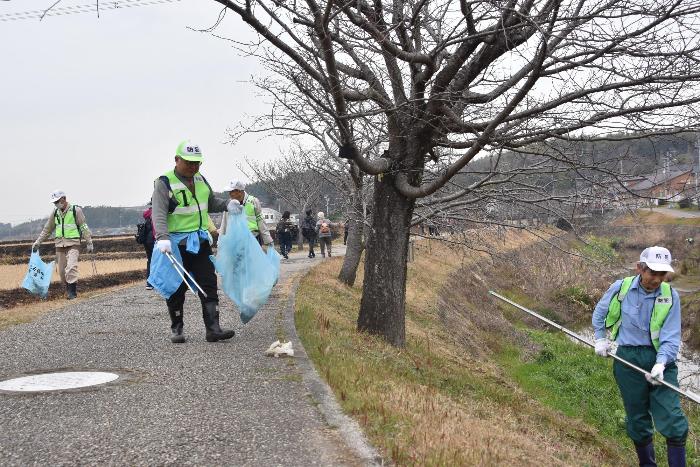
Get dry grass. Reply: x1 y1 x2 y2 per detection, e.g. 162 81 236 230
617 209 700 226
0 258 146 290
295 227 624 466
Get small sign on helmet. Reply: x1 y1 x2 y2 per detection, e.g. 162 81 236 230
176 140 203 162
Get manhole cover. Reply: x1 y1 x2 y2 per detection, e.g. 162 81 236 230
0 371 119 392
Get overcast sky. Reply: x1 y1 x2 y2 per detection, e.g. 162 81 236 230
1 0 283 225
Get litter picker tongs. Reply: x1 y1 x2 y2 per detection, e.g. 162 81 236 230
165 251 207 298
489 290 700 405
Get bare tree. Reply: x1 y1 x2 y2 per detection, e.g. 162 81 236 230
245 147 325 232
245 141 372 285
209 0 700 346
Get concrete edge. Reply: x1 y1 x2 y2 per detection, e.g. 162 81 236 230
282 268 384 466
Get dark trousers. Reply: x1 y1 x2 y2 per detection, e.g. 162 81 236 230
279 233 293 256
166 241 218 311
306 236 316 256
144 241 154 284
614 346 688 444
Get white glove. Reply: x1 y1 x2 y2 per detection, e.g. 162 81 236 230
646 363 665 385
594 338 610 357
86 242 94 253
227 199 242 214
156 239 172 253
32 241 40 251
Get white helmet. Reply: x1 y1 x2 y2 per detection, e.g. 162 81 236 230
50 190 66 203
223 180 246 192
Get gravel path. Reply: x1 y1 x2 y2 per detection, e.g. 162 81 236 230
0 245 380 466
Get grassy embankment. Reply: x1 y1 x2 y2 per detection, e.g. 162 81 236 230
296 230 635 465
295 219 700 466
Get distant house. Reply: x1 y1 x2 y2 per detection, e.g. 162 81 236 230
627 166 696 204
261 208 282 228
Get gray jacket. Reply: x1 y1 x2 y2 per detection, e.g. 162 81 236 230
151 170 227 241
315 218 335 238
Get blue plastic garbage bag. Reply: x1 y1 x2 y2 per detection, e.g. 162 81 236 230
211 206 281 323
148 231 207 300
22 251 55 299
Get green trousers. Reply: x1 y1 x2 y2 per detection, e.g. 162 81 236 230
613 346 688 444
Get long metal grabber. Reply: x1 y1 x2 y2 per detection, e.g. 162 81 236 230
488 290 700 405
165 251 208 298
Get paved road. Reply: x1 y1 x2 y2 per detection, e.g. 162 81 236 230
0 245 378 466
651 207 700 218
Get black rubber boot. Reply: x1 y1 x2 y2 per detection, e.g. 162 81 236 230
66 282 77 300
667 440 686 467
634 440 657 467
168 309 185 343
202 302 235 342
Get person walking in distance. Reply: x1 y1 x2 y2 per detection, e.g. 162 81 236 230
275 211 296 260
32 190 94 300
150 141 237 344
592 246 688 467
315 212 335 258
218 180 273 248
142 202 156 290
301 209 317 258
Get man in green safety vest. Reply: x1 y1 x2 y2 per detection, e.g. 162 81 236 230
32 190 94 300
219 180 273 247
150 141 237 344
592 246 687 467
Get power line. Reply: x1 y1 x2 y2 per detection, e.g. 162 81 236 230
0 0 182 22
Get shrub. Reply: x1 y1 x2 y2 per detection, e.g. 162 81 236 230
579 235 620 264
556 285 595 310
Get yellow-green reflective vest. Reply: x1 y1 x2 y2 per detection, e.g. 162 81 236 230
54 205 81 239
162 170 210 233
605 275 673 351
243 195 260 232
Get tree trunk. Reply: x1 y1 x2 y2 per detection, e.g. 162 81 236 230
357 174 414 347
338 193 365 286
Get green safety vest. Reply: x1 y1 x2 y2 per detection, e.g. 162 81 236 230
54 205 81 239
605 275 673 351
162 170 210 233
243 194 261 232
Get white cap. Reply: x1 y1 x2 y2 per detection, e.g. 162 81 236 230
223 180 246 192
50 190 66 203
640 246 674 272
317 212 325 219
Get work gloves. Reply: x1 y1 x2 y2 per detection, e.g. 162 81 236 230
86 242 94 253
645 363 665 386
594 338 610 357
227 199 242 214
156 239 172 253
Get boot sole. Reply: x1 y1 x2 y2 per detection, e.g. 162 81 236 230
171 336 186 343
206 331 235 342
